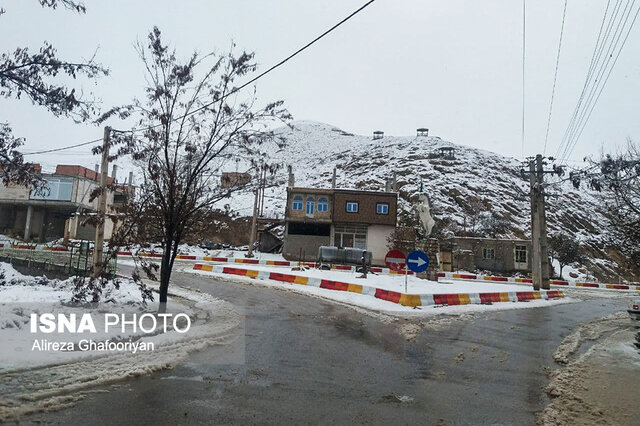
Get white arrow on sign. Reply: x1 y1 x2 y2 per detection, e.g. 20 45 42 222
408 257 427 267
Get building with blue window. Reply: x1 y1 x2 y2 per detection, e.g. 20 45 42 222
0 164 131 242
283 186 397 265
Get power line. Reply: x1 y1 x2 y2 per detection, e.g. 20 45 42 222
562 0 640 162
117 0 377 135
22 138 101 156
21 0 377 156
543 0 568 155
521 0 526 158
554 0 614 160
562 0 631 158
559 0 638 163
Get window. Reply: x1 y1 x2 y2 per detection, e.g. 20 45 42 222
482 248 495 260
292 195 303 211
317 197 329 213
288 222 331 236
305 197 315 216
515 245 527 263
376 203 389 214
346 201 358 213
334 225 367 249
30 178 73 201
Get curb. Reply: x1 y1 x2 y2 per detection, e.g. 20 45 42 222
130 254 414 275
192 263 564 308
437 271 640 292
1 246 412 276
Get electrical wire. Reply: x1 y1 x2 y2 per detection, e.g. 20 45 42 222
521 0 526 158
22 138 101 156
561 1 640 162
117 0 377 135
543 0 568 155
556 0 640 164
561 0 632 159
21 0 377 155
554 0 614 160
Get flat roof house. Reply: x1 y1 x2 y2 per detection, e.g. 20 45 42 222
0 164 129 242
282 187 397 265
439 236 532 274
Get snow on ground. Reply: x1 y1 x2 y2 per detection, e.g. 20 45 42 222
0 262 243 420
0 262 240 369
183 264 572 317
0 234 18 245
551 259 590 282
217 264 534 294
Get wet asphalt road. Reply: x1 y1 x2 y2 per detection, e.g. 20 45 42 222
23 267 631 425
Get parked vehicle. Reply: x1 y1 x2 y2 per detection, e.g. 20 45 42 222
199 241 220 250
317 246 372 271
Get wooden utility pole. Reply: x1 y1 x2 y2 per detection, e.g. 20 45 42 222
91 126 110 278
247 163 264 258
259 165 267 217
247 187 259 258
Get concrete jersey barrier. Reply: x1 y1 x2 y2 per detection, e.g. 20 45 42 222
193 263 564 308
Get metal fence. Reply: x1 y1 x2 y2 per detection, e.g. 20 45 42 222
0 240 117 277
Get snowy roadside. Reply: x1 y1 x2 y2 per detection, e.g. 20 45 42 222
0 262 243 421
539 312 640 425
182 264 573 317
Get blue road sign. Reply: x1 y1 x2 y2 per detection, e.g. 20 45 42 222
407 250 429 273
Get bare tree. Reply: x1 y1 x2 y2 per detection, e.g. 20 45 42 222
596 140 640 265
0 0 107 187
108 28 290 309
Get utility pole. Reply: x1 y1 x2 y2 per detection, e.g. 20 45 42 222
522 154 555 290
91 126 110 278
259 165 267 217
529 158 540 290
247 163 263 258
536 155 551 290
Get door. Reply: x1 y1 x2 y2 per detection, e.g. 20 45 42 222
514 245 528 270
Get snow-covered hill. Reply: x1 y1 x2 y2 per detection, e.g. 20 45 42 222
224 121 630 281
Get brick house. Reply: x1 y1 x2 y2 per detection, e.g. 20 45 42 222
0 164 130 242
282 187 397 265
439 236 532 274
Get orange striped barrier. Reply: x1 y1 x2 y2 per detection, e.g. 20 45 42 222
190 263 565 308
438 271 639 292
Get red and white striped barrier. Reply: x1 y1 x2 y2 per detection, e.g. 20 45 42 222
1 245 412 276
437 271 640 292
121 252 414 275
192 263 564 308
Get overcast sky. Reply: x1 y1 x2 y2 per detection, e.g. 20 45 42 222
2 0 639 174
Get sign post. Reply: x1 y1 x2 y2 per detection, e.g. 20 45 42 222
404 263 408 294
385 249 408 294
406 250 430 294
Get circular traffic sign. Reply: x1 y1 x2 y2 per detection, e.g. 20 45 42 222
385 249 406 271
407 250 429 273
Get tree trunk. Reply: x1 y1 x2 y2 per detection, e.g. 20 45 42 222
158 243 173 312
559 264 564 280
